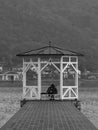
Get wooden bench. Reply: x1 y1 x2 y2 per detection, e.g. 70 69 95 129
41 92 59 100
41 92 48 95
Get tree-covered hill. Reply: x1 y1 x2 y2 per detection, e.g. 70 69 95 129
0 0 98 71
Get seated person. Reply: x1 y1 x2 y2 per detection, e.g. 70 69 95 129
47 84 57 100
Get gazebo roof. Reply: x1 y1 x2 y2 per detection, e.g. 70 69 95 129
16 44 84 57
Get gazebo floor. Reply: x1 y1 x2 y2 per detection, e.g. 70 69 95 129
0 101 97 130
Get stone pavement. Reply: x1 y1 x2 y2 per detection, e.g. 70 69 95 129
0 101 97 130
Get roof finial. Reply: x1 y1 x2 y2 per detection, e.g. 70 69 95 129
49 41 51 47
49 41 51 54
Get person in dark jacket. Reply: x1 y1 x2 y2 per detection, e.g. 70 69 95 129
47 84 57 100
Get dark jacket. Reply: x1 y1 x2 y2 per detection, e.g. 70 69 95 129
47 84 57 94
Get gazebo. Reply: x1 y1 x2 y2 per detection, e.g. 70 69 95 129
17 44 83 100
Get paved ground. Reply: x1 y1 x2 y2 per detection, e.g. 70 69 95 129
0 101 97 130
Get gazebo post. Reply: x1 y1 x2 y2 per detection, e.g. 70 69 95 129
76 56 78 99
23 58 26 99
38 57 41 99
60 56 63 100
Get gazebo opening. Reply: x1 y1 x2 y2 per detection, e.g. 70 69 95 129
41 57 60 100
17 44 83 100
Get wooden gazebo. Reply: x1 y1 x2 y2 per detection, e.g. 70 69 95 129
17 44 83 100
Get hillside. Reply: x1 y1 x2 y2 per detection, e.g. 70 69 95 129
0 0 98 71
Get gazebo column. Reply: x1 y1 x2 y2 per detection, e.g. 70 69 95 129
60 56 63 100
38 58 41 99
23 58 26 98
75 57 78 99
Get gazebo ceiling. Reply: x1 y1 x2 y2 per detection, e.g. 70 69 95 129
16 44 84 57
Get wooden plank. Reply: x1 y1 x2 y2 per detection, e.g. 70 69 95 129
0 101 97 130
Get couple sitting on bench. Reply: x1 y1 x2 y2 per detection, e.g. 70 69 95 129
47 84 57 100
